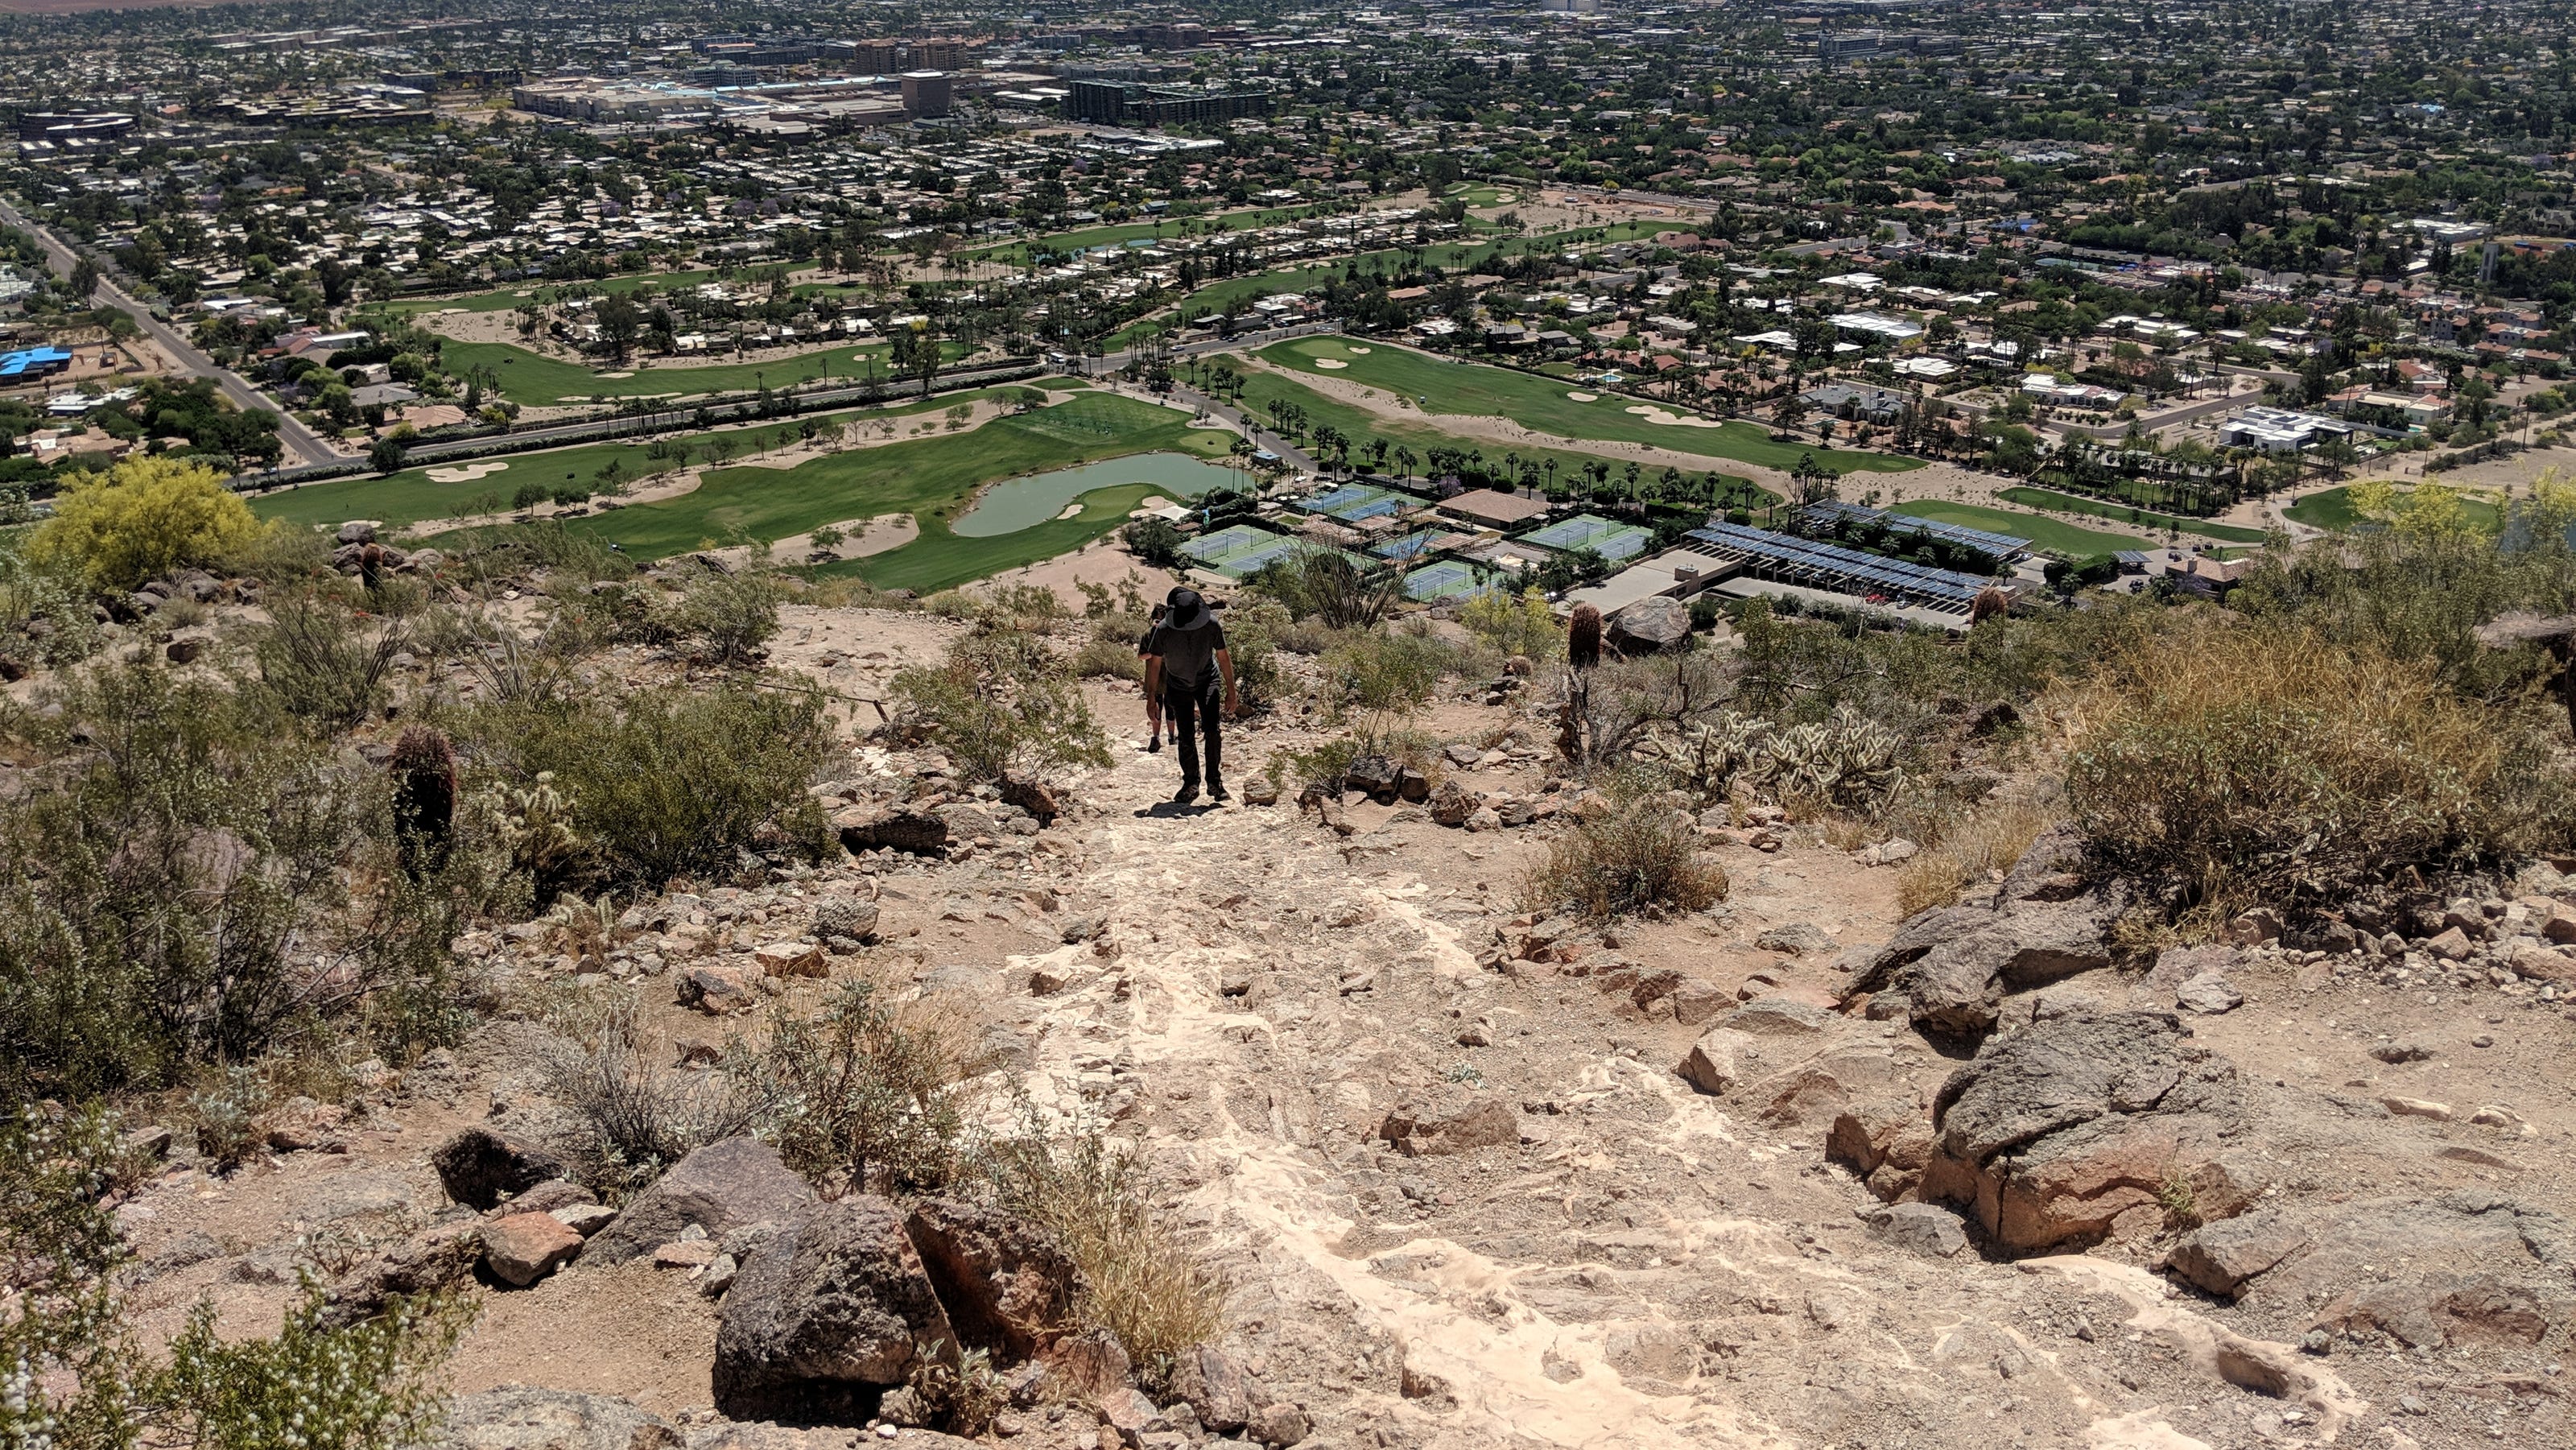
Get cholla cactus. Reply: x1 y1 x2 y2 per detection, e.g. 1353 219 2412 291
1762 709 1905 809
1666 712 1773 799
471 771 587 890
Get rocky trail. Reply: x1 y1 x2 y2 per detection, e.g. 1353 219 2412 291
83 602 2576 1450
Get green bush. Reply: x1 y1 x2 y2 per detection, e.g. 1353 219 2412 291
676 567 786 667
539 991 756 1200
1220 597 1290 708
482 684 837 889
2066 618 2572 916
0 660 489 1100
890 632 1110 784
1460 587 1562 663
251 589 411 732
739 979 993 1196
1317 626 1452 746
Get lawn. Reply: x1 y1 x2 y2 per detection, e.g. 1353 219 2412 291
1228 367 1772 509
441 338 966 407
1996 486 2270 543
367 269 728 318
961 204 1318 266
1252 336 1919 476
1889 500 2149 556
547 390 1229 590
252 391 1017 532
2285 484 2504 533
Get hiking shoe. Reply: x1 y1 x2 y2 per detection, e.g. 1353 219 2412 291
1171 784 1201 806
1208 782 1231 802
1142 736 1162 753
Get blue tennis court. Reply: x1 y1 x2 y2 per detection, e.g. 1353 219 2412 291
1404 560 1502 601
1521 513 1654 562
1298 483 1414 524
1371 532 1439 560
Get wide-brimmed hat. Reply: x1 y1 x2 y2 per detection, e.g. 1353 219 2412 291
1164 586 1208 630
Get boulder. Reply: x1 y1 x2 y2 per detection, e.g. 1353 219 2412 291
1376 1092 1518 1156
584 1138 817 1267
998 775 1061 824
1608 595 1690 653
483 1212 584 1287
1922 1006 2248 1254
1342 754 1402 803
812 899 880 945
752 941 827 979
322 1223 482 1328
832 806 948 857
505 1179 598 1217
1678 1027 1753 1095
1038 1327 1132 1401
1864 1202 1970 1258
2174 971 2244 1014
1427 779 1474 828
901 1197 1079 1361
436 1388 680 1450
712 1196 958 1423
432 1127 568 1211
675 965 758 1014
1166 1344 1258 1433
2169 1212 2309 1298
336 520 379 545
1246 1402 1311 1448
552 1204 618 1237
1886 903 2118 1040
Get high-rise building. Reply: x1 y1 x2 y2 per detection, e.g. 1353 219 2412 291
901 70 953 118
1067 80 1271 127
909 39 966 69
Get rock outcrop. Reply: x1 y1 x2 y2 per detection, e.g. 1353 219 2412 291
584 1138 818 1267
712 1196 957 1424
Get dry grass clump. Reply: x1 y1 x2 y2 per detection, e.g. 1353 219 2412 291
538 992 758 1200
2061 618 2570 916
1524 787 1729 920
1894 796 2062 916
983 1130 1228 1389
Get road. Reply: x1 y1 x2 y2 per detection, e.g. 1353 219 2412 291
0 194 336 467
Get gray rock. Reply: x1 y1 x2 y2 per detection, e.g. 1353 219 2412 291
2174 971 2244 1014
1247 1401 1311 1448
1678 1027 1752 1095
1890 903 2116 1039
1864 1202 1971 1258
1166 1344 1258 1433
2169 1211 2309 1297
832 806 948 857
584 1138 817 1267
321 1222 482 1328
146 1229 225 1271
336 521 378 545
437 1387 680 1450
431 1127 568 1211
1607 595 1690 652
1725 997 1834 1036
1934 1009 2242 1165
1754 922 1834 956
712 1196 957 1423
1376 1091 1518 1156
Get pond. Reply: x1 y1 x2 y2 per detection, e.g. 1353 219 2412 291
949 452 1244 537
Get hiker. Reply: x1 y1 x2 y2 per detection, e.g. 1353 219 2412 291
1136 603 1169 752
1140 586 1238 804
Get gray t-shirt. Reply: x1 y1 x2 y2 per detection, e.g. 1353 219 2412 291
1150 618 1227 690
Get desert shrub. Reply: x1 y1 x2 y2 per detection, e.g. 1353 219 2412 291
1656 708 1905 812
1317 626 1452 746
0 541 102 667
250 589 411 731
739 980 994 1196
890 632 1111 783
217 518 332 585
1460 587 1563 663
1220 597 1290 708
27 456 261 592
0 661 489 1100
1559 649 1736 775
1073 638 1146 680
0 1106 474 1450
982 1127 1228 1388
1121 517 1186 569
963 582 1072 636
2065 618 2571 915
1270 615 1339 655
1895 795 2062 917
539 992 756 1199
483 684 836 888
1251 547 1406 630
677 567 786 667
1524 779 1729 920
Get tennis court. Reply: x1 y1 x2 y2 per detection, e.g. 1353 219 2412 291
1521 513 1654 562
1296 482 1416 524
1404 559 1504 601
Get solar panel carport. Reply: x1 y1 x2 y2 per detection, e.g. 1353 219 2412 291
1676 523 2001 614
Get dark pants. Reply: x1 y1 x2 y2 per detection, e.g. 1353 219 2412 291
1163 675 1224 791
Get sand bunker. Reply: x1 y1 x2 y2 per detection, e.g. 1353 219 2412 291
597 371 634 379
1567 391 1599 402
1624 404 1728 430
1347 346 1373 354
1055 502 1084 520
1313 358 1348 370
424 461 511 483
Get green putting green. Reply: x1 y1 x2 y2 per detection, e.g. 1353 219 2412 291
2284 484 2504 533
1889 499 2149 556
1254 337 1920 476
